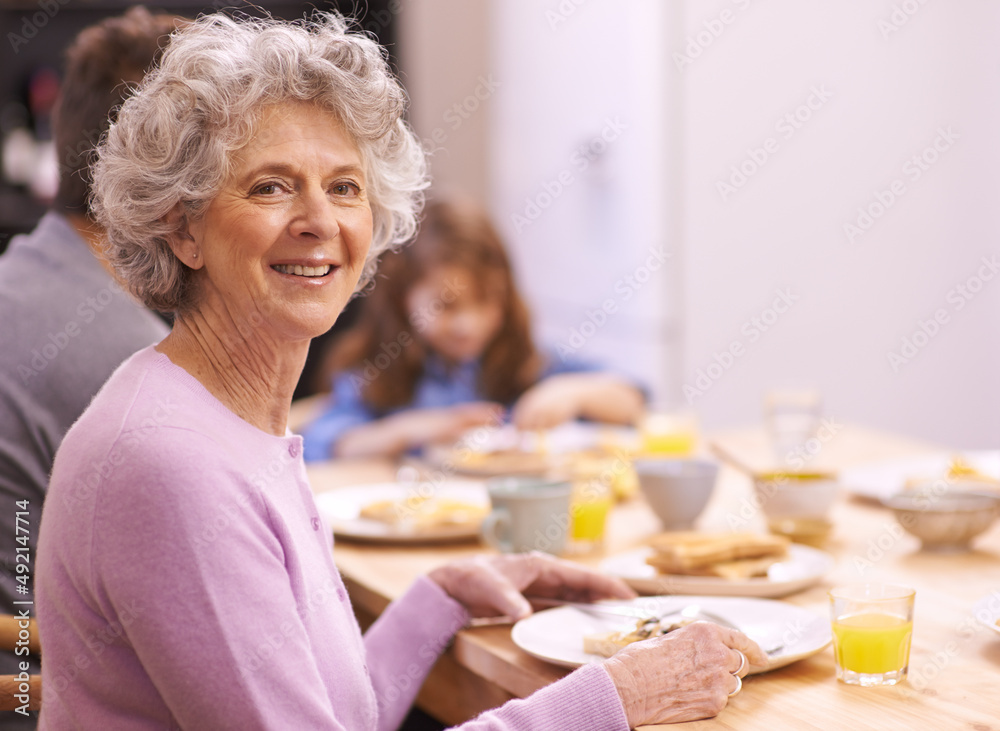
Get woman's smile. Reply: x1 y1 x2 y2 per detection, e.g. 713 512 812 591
271 263 334 277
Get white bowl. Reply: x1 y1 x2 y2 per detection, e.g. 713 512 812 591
752 472 839 519
633 458 719 530
882 488 1000 551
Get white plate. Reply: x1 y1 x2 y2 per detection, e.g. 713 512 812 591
423 422 641 476
840 451 1000 502
451 422 640 455
511 595 831 672
599 544 834 598
972 591 1000 636
315 481 488 544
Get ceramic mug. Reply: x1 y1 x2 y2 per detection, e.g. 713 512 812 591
481 477 573 555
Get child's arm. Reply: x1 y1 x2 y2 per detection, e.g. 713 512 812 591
510 373 645 431
335 402 504 458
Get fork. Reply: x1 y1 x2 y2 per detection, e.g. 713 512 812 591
672 604 741 630
525 597 652 621
668 604 785 656
528 598 739 628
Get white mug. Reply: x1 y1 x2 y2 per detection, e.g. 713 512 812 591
481 477 573 555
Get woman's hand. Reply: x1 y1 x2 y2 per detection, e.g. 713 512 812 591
427 552 636 620
602 622 768 727
511 373 644 431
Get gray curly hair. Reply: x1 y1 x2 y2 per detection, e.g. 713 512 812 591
91 11 428 313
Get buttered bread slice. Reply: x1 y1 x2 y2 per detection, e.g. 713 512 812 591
646 531 789 575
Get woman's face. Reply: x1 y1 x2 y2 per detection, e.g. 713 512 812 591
406 265 505 365
183 102 372 342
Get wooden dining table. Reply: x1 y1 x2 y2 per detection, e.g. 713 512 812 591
306 424 1000 730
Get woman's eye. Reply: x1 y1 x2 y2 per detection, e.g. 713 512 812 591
253 183 281 196
332 182 360 197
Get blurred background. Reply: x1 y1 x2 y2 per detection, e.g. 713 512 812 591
2 0 997 449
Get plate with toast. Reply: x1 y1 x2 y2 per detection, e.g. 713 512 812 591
422 422 640 477
511 595 831 671
600 531 834 598
841 451 1000 501
315 481 489 543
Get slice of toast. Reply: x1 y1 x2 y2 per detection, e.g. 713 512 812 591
647 531 789 573
644 553 782 579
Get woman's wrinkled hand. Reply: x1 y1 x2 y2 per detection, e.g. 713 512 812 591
427 552 636 620
602 621 768 727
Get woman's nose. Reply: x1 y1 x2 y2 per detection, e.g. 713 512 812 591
289 186 340 241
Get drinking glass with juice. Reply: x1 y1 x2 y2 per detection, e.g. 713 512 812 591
640 411 697 456
829 584 915 686
567 477 614 553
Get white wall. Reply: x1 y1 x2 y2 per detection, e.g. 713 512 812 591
488 0 680 397
397 0 492 204
679 0 1000 447
400 1 1000 449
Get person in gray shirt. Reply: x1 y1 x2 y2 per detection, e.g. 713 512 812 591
0 8 180 726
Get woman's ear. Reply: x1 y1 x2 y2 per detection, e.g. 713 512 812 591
163 203 203 270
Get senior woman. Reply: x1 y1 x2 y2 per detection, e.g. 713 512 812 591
35 13 765 730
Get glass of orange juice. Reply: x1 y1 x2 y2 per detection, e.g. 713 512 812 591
639 410 698 456
829 583 915 686
566 472 614 553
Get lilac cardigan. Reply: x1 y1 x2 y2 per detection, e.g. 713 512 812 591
36 347 628 730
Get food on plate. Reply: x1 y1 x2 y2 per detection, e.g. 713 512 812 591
450 444 641 499
583 616 694 658
448 448 553 476
359 495 488 529
945 456 1000 486
645 531 790 579
904 455 1000 490
755 471 836 482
